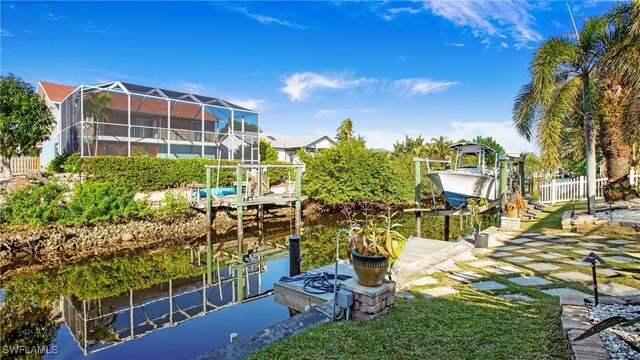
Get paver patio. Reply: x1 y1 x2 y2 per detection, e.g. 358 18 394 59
497 245 522 251
541 288 592 299
420 287 459 298
507 276 553 286
470 281 507 291
523 263 561 271
551 271 592 282
485 266 523 275
447 271 484 283
591 283 640 296
525 241 552 247
537 252 569 259
488 252 512 258
503 256 535 263
515 248 543 254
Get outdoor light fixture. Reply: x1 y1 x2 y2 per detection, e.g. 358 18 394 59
581 252 605 305
571 199 576 217
607 200 614 221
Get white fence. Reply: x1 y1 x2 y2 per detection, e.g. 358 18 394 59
539 168 639 204
0 156 41 175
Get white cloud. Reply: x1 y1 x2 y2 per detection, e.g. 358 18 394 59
392 78 459 96
397 55 407 62
422 1 542 48
281 72 367 102
444 42 465 47
382 6 421 21
501 42 509 48
229 6 307 29
45 13 65 21
316 108 379 118
228 98 266 111
1 29 12 37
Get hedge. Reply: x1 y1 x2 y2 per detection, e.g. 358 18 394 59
82 157 239 191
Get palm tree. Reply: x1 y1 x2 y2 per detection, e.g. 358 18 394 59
513 5 639 214
336 118 353 142
83 93 112 156
600 2 640 199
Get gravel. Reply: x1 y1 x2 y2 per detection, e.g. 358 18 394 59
596 209 640 223
587 303 640 359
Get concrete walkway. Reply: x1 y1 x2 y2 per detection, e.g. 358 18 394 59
392 237 474 289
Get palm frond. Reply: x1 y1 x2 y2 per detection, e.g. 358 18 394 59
531 37 579 105
512 83 539 141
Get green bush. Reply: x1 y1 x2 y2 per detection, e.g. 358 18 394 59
263 161 294 184
61 152 83 173
152 191 191 219
0 182 68 226
61 180 147 225
300 140 412 205
82 156 239 191
45 151 71 173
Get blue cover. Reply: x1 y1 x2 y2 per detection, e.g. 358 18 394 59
198 187 237 197
442 191 472 209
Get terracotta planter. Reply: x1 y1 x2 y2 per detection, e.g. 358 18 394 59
350 250 389 287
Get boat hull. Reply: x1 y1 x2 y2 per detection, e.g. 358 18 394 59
425 171 497 209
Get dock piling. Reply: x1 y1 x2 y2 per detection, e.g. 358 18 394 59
288 236 301 277
206 166 213 285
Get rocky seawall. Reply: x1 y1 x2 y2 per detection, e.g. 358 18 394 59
0 212 209 276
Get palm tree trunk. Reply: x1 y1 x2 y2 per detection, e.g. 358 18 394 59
583 71 597 215
599 85 638 200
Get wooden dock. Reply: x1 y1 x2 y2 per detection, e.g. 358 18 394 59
274 261 356 313
273 237 474 312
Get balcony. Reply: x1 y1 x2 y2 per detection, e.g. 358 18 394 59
84 122 219 145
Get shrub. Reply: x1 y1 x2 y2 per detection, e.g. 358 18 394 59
152 191 191 219
61 180 147 225
263 161 294 185
82 156 239 191
300 140 412 205
61 152 83 174
0 182 68 226
45 151 71 173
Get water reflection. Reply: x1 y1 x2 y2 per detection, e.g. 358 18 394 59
62 253 277 356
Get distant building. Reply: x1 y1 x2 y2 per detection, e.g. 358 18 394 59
261 133 336 163
37 81 260 167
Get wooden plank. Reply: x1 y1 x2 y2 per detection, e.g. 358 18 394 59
273 261 356 312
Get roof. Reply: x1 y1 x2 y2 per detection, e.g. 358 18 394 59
261 133 336 149
105 92 218 121
449 142 495 154
95 81 254 112
39 81 77 103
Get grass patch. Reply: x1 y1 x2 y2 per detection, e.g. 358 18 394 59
248 288 569 360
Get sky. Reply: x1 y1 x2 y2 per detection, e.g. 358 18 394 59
0 1 615 153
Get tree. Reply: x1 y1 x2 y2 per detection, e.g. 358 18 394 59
598 2 640 200
259 138 279 162
512 11 637 214
473 136 505 169
83 92 112 156
392 135 425 156
335 118 353 142
0 74 54 176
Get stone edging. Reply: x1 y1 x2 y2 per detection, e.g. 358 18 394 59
561 210 640 230
560 295 640 360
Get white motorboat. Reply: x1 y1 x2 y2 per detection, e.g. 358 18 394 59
425 142 497 209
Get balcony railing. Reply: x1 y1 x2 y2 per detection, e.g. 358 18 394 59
84 122 221 144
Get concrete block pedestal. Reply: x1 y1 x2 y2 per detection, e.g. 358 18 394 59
340 278 396 320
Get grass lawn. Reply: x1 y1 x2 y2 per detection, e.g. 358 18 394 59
249 201 639 360
248 289 569 360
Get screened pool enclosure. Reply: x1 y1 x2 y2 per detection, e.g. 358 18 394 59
59 81 260 162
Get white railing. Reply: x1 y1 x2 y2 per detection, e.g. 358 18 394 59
539 169 640 204
1 156 41 175
631 167 640 187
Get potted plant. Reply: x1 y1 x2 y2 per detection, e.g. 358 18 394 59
503 194 526 218
347 209 407 287
467 197 489 248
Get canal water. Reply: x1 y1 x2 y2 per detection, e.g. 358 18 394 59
1 211 491 359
